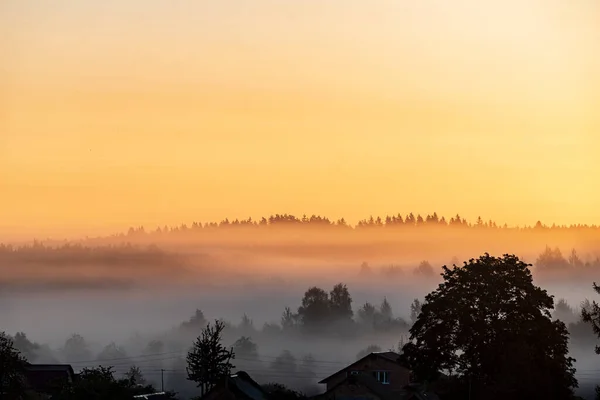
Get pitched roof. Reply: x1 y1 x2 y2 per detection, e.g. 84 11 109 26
133 393 172 399
26 364 75 374
374 351 402 363
205 371 269 400
228 371 269 400
318 352 405 384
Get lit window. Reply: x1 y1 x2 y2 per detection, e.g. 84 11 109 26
373 371 390 384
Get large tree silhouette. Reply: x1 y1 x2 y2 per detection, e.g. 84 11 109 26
582 283 600 355
402 254 577 400
581 282 600 399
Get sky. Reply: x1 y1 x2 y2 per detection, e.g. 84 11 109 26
1 0 599 239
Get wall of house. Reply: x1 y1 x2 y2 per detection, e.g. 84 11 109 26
320 382 383 400
324 355 410 391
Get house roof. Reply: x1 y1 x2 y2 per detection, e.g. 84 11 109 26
228 371 269 400
26 364 75 375
133 393 171 399
205 371 269 400
318 352 405 384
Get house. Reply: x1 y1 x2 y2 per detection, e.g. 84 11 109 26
25 364 76 397
203 371 270 400
315 352 439 400
315 372 395 400
318 352 411 392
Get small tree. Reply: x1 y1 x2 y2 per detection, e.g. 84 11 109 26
12 332 40 362
187 320 235 396
63 333 92 362
125 365 146 386
553 298 577 324
380 297 393 320
239 314 255 334
181 309 207 331
96 342 127 362
281 307 298 332
409 299 422 324
0 332 27 399
413 260 434 277
232 336 258 360
329 283 353 322
297 287 330 331
357 302 378 326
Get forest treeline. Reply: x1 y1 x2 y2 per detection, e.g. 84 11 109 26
2 243 600 278
115 212 600 237
0 242 184 267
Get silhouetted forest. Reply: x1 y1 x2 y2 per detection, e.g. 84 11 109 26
109 213 600 233
1 241 600 290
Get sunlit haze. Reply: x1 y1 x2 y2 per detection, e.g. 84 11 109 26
3 4 600 398
2 0 599 239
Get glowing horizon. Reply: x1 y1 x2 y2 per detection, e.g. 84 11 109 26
2 0 599 239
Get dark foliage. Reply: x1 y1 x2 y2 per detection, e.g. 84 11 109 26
261 383 306 400
51 365 178 400
402 254 577 400
0 332 28 399
233 336 258 360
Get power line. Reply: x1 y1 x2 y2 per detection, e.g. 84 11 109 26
69 350 185 365
69 351 353 369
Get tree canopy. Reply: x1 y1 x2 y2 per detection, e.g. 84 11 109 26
0 332 28 399
402 254 577 400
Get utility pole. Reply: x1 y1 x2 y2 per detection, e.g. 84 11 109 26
225 347 234 390
161 369 165 392
468 375 472 400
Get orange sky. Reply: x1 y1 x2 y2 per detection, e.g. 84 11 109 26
1 0 599 239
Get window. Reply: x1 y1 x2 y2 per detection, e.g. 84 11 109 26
347 371 360 377
373 371 390 384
